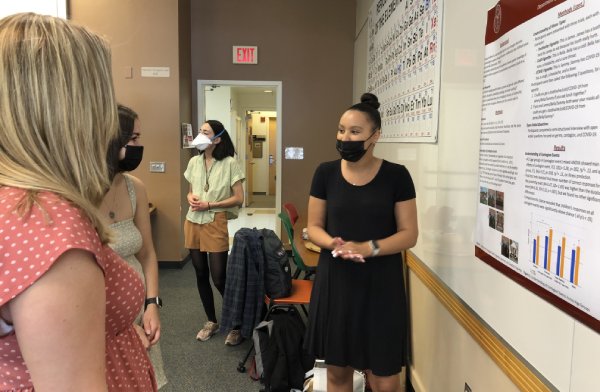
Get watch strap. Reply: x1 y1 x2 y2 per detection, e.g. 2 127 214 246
369 240 380 257
145 296 163 309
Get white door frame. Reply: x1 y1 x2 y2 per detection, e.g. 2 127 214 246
197 79 282 218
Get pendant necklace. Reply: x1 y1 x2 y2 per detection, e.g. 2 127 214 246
204 156 214 192
108 188 118 221
107 175 119 221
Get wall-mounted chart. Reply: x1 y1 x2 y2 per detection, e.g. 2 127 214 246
367 0 444 143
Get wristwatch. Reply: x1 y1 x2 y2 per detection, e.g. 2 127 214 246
369 240 380 257
145 296 163 309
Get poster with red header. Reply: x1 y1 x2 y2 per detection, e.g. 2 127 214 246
475 0 600 332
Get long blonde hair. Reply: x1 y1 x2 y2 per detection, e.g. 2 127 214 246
0 13 118 243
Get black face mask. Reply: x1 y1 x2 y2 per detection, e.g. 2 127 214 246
118 145 144 172
335 131 376 162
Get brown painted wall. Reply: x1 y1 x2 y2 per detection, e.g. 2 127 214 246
68 1 354 262
190 1 356 219
71 0 191 262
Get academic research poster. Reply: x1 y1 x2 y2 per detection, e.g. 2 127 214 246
475 0 600 330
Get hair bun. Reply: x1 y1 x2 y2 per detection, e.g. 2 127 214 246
360 92 380 110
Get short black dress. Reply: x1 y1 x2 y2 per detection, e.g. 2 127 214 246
304 159 416 376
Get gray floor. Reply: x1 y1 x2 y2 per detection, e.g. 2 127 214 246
158 261 260 392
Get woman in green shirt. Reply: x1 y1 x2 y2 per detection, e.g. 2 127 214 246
184 120 245 345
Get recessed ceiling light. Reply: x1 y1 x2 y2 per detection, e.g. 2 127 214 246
263 90 273 93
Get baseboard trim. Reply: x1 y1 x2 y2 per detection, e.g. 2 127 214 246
408 364 424 392
158 254 190 269
406 251 553 392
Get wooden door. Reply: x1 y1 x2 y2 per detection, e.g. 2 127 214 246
245 115 254 207
268 117 277 195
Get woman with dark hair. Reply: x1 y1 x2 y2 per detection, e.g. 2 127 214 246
305 93 418 392
101 104 168 388
184 120 245 345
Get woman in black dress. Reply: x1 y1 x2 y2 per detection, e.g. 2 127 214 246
305 93 418 392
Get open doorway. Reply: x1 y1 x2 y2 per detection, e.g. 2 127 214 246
197 80 282 233
244 109 278 208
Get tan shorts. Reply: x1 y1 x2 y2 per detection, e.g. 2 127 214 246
184 212 229 252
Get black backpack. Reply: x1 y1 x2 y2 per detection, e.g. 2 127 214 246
259 228 292 299
261 308 315 392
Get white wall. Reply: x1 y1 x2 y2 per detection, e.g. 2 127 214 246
354 0 600 391
409 276 519 392
236 91 276 112
0 1 67 18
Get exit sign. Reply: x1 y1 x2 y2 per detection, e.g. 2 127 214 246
233 46 258 64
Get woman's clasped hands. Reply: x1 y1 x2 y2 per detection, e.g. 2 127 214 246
330 237 371 263
188 193 210 211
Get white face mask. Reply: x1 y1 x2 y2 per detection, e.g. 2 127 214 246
191 133 212 151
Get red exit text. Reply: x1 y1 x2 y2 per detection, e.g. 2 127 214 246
233 46 258 64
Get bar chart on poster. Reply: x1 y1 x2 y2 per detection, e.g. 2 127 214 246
529 219 582 286
474 0 600 331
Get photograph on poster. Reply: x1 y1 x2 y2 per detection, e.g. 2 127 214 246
501 235 510 258
487 189 496 208
488 208 497 229
480 186 488 204
496 211 504 233
509 240 519 263
496 191 504 211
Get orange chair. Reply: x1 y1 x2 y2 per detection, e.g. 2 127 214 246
237 278 313 373
265 278 312 316
283 202 299 226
